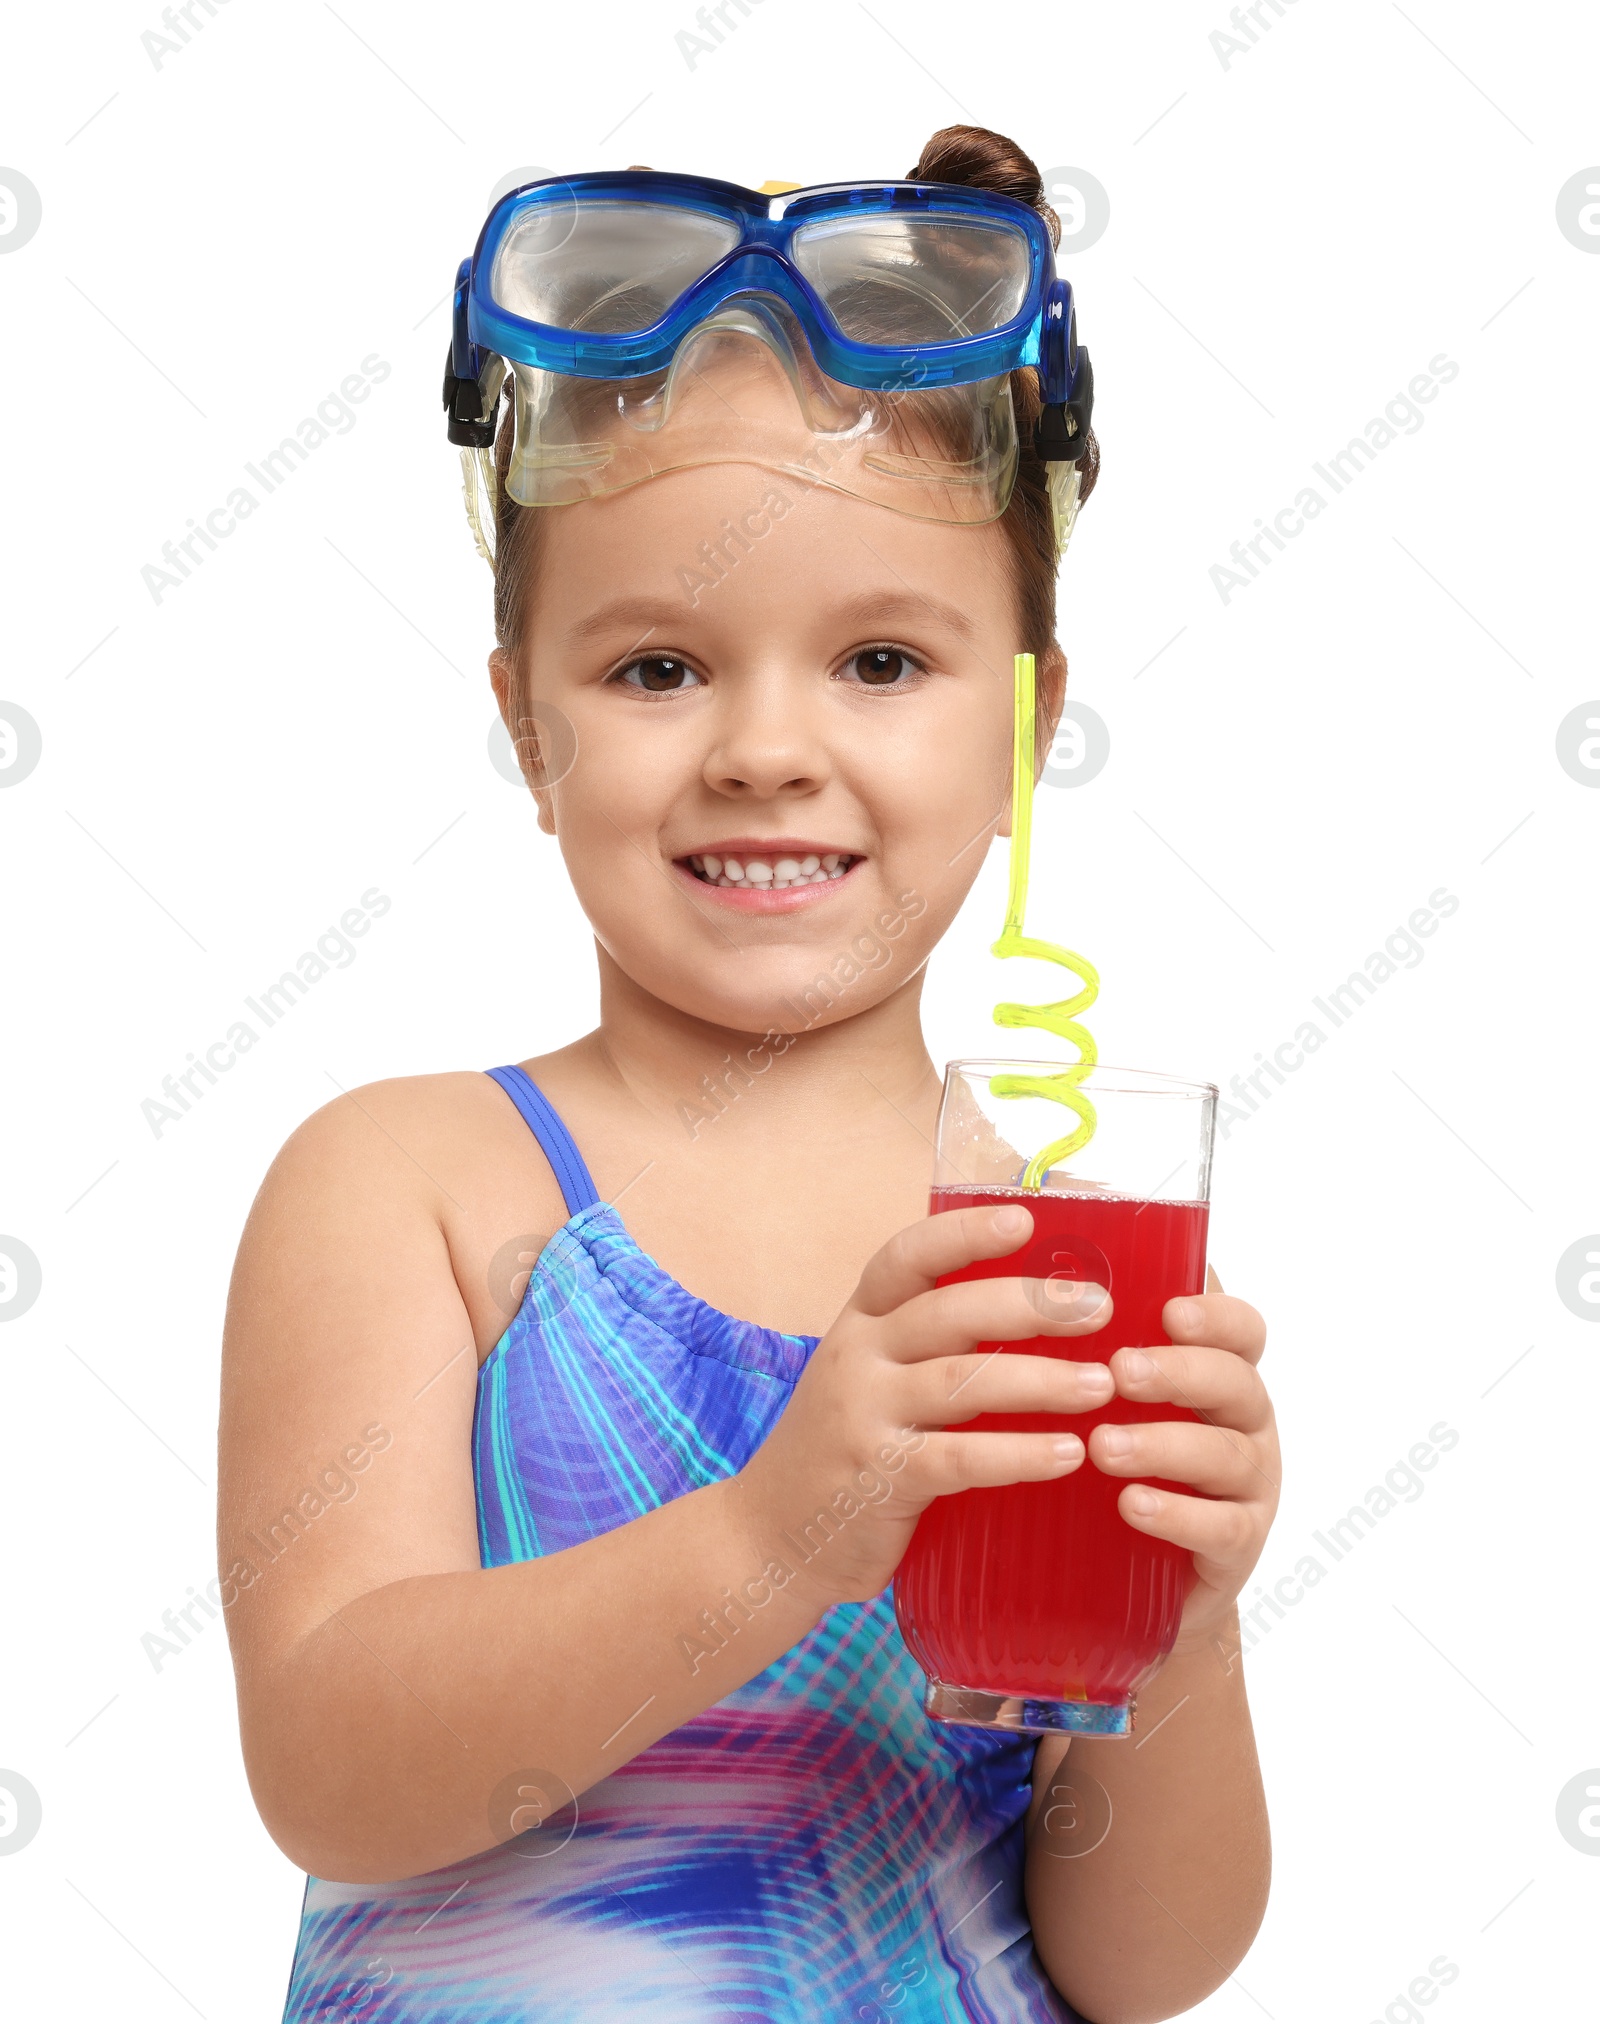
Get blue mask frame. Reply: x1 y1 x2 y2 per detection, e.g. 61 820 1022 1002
444 171 1093 466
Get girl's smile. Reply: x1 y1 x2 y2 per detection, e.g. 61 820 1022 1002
673 840 864 907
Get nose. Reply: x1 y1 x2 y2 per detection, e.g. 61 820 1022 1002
701 668 832 802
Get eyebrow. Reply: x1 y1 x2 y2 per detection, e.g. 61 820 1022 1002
824 588 978 642
561 598 678 647
560 586 979 648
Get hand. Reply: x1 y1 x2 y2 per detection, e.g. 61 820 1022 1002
732 1204 1113 1610
1086 1266 1279 1655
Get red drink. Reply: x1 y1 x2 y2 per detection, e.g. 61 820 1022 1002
894 1184 1209 1724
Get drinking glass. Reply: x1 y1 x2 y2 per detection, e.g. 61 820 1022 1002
893 1059 1218 1736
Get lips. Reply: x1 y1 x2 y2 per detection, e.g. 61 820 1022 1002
681 849 861 891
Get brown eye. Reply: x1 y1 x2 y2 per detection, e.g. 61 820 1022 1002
849 648 915 686
615 655 702 693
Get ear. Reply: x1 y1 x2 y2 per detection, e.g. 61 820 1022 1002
996 642 1068 839
488 646 559 836
488 645 513 718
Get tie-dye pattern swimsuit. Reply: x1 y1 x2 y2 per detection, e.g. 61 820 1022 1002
282 1064 1083 2023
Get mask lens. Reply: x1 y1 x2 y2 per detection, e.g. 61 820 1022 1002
491 199 742 333
790 214 1032 344
501 294 1019 526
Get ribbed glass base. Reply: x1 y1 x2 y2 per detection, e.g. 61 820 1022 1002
923 1678 1136 1737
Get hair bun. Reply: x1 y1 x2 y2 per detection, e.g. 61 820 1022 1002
906 125 1059 248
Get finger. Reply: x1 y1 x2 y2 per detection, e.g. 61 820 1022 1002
882 1274 1111 1365
910 1348 1116 1426
1113 1481 1262 1573
1111 1342 1270 1431
914 1429 1087 1495
1088 1417 1272 1500
1206 1264 1224 1295
1161 1290 1265 1362
854 1204 1038 1318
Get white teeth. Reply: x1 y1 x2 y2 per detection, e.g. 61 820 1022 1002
684 851 857 888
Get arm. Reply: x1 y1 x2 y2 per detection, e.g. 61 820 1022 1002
1023 1276 1277 2024
220 1104 1111 1885
218 1081 832 1883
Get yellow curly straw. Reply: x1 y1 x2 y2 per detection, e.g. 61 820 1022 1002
988 652 1101 1188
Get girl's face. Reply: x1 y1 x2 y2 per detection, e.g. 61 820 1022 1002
492 436 1060 1040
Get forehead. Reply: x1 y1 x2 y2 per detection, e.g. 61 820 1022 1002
524 459 1022 655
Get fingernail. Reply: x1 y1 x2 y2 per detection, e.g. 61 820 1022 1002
1099 1426 1133 1458
1168 1298 1201 1332
1079 1363 1115 1396
1051 1434 1084 1460
994 1206 1030 1237
1120 1348 1155 1381
1125 1486 1158 1515
1038 1277 1106 1316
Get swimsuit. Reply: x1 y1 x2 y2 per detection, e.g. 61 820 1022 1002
281 1064 1084 2023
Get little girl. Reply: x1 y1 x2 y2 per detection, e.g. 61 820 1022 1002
221 126 1280 2024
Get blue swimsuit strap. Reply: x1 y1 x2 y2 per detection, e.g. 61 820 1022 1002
484 1065 601 1219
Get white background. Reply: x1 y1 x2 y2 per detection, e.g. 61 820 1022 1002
2 1 1597 2017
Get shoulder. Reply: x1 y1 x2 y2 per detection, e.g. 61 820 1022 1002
246 1068 574 1254
267 1069 520 1190
239 1065 575 1355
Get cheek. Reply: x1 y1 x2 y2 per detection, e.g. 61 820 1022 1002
868 702 1011 851
551 742 679 894
838 738 1009 950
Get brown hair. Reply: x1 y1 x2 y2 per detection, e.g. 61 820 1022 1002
489 124 1099 672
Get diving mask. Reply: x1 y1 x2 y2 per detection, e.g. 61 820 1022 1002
443 170 1094 566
